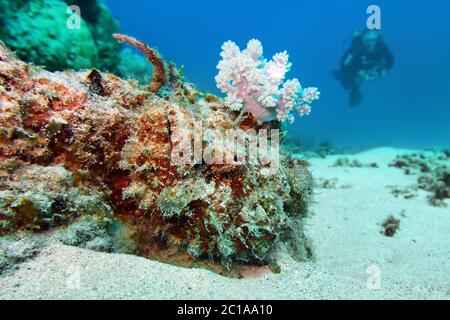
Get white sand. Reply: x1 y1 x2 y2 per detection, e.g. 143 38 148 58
0 147 449 300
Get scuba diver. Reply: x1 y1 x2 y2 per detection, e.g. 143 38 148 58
333 29 394 106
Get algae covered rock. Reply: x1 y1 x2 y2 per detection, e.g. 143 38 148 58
63 0 122 73
0 0 151 83
57 216 113 252
0 0 98 71
0 165 112 233
0 236 44 274
0 41 314 268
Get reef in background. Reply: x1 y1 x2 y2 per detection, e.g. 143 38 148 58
0 41 314 271
0 0 152 84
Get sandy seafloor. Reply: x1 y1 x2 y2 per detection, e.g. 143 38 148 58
0 147 449 300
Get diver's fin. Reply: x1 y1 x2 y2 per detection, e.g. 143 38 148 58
349 88 363 106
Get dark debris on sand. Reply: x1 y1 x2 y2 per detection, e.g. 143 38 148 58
332 157 379 168
381 215 401 237
390 150 450 208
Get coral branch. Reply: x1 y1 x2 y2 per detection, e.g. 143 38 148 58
215 39 320 124
113 33 166 92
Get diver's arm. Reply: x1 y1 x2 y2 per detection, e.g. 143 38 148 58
341 35 363 69
342 52 353 67
382 43 395 70
372 42 394 77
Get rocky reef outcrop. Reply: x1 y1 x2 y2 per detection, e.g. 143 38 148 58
0 41 313 269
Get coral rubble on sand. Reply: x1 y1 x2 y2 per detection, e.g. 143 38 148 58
315 178 352 190
0 40 316 269
381 215 401 237
332 157 379 168
390 151 449 208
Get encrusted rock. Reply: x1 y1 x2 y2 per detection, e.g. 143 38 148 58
0 42 313 268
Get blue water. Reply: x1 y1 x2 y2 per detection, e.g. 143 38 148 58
106 0 450 150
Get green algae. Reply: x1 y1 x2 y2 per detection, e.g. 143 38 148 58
0 165 112 234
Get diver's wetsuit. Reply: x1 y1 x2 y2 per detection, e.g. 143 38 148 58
334 33 395 106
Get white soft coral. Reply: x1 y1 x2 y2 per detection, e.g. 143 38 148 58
215 39 320 123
